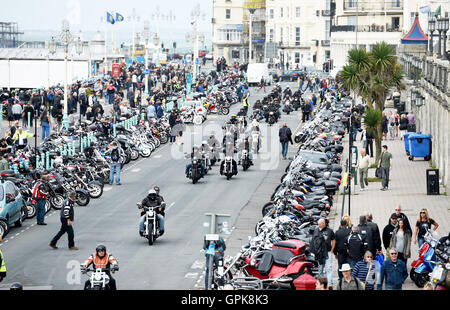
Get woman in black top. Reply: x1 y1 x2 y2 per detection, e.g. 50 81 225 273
413 208 439 248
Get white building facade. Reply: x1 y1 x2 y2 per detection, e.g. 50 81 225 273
265 0 333 70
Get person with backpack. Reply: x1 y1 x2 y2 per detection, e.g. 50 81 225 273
334 219 352 280
334 264 364 290
106 141 123 186
345 226 367 268
312 218 335 288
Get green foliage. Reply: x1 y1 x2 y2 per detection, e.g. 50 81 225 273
362 108 382 137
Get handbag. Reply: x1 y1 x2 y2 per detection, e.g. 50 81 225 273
362 262 373 290
375 167 382 178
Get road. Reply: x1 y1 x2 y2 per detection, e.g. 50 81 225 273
0 80 305 290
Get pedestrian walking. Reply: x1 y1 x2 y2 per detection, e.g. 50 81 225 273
388 111 396 140
381 112 388 140
107 141 123 185
357 149 370 191
334 219 352 280
242 93 250 115
413 208 439 248
377 249 408 290
49 191 78 250
301 100 310 122
392 205 411 232
378 145 392 191
407 111 416 132
399 114 408 140
382 214 398 259
279 123 293 160
352 251 381 290
32 175 49 225
313 219 335 288
365 212 382 256
345 226 367 268
389 218 412 265
11 101 22 122
168 111 177 143
394 110 400 138
358 215 377 257
40 108 51 140
341 215 353 228
334 264 364 290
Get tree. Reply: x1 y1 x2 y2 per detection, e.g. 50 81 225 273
337 41 405 161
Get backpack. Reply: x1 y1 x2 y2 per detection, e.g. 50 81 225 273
111 148 120 162
310 229 328 265
338 276 363 290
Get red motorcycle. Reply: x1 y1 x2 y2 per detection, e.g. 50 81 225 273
223 239 317 290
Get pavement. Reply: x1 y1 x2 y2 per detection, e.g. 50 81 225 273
331 113 450 290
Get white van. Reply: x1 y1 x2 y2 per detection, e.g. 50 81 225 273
246 63 271 86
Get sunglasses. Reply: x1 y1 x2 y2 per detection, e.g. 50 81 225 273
390 252 398 255
420 212 426 214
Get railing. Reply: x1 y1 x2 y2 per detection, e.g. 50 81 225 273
344 1 403 11
331 24 400 32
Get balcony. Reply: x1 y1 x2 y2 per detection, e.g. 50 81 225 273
331 24 401 33
344 1 403 12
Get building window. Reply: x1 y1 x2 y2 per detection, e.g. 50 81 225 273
391 17 400 30
269 28 274 42
325 50 331 60
348 16 357 26
392 0 401 8
348 0 357 8
295 52 300 64
295 27 300 46
296 7 300 18
269 9 274 19
325 20 331 41
280 7 283 18
280 27 283 44
226 9 231 19
286 7 289 18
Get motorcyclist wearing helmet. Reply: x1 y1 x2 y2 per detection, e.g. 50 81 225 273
185 146 206 178
220 142 238 176
229 114 238 125
200 140 212 168
81 245 119 290
237 137 254 166
139 188 166 237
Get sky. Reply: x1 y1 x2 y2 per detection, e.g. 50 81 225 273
0 0 213 51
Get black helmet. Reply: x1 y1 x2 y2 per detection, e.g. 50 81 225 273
96 244 107 256
10 282 23 290
152 186 160 195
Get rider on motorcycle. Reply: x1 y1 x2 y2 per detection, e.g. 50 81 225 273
185 146 206 178
220 142 238 176
237 137 254 166
139 188 165 236
229 114 239 125
81 244 119 290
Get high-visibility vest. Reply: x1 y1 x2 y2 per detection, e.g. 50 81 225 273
0 249 6 273
243 97 249 107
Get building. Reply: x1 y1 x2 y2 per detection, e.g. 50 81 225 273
330 0 449 71
266 0 334 70
212 0 245 64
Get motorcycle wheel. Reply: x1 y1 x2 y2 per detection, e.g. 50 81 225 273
87 182 103 199
409 268 417 282
159 134 169 144
193 115 203 125
45 200 51 213
50 194 65 210
414 273 429 288
148 223 154 246
25 201 36 219
0 219 8 238
21 203 29 222
140 147 152 158
130 149 140 161
75 190 90 207
153 137 161 148
220 107 230 115
262 202 275 217
226 173 231 180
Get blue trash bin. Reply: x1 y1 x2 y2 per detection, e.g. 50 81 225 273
404 132 421 155
408 134 432 161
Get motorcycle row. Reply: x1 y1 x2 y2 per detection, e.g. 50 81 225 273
0 111 170 238
209 91 349 290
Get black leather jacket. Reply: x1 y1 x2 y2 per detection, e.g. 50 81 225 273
141 195 165 217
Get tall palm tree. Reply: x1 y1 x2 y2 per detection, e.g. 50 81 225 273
337 41 405 161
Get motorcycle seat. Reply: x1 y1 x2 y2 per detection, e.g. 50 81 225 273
272 248 296 267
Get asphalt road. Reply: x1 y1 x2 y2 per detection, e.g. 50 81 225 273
0 80 305 290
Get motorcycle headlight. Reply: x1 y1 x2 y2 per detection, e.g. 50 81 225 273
94 273 103 281
147 210 154 217
446 263 450 270
193 160 198 164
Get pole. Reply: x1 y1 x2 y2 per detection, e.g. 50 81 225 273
348 100 353 216
356 0 358 48
104 11 108 74
193 17 199 82
47 54 50 89
249 13 253 64
63 46 69 130
34 109 37 168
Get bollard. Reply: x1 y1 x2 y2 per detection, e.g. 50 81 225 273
113 124 117 137
0 104 3 122
41 153 45 169
141 113 145 121
73 141 76 155
36 156 40 169
46 152 50 170
63 145 67 156
13 164 18 174
28 112 31 128
50 159 54 169
81 138 84 153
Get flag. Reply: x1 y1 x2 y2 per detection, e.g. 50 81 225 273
116 13 124 22
107 12 115 24
433 5 441 18
420 4 431 14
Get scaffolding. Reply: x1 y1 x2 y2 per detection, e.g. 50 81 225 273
0 22 24 48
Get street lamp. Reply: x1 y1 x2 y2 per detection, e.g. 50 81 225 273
428 18 436 56
439 18 449 60
49 20 83 131
436 18 445 57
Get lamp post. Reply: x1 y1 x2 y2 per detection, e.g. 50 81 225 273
428 18 436 56
143 20 151 96
49 20 83 131
437 18 444 57
440 18 449 60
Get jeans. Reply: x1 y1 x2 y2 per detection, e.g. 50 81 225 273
418 237 425 249
381 167 390 189
36 199 46 223
205 254 223 290
108 93 114 105
109 162 121 184
41 122 50 140
186 163 205 176
337 253 349 280
50 217 75 248
359 167 369 189
352 127 358 141
139 214 165 232
318 252 334 286
385 285 402 290
281 142 289 158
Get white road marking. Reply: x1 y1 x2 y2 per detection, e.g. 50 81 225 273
132 168 141 172
21 230 25 233
153 155 162 159
26 227 30 230
104 187 112 192
167 202 175 211
15 233 19 236
185 272 199 279
191 260 204 269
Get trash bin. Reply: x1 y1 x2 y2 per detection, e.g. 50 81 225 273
426 169 439 195
408 133 432 161
403 132 421 155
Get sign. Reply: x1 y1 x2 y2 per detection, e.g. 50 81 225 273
203 213 231 236
145 68 149 75
195 58 199 65
351 146 358 168
112 63 121 78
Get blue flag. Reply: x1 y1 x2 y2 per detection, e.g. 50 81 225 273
116 13 124 22
107 12 115 24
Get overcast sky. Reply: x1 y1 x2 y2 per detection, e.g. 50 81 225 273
0 0 213 49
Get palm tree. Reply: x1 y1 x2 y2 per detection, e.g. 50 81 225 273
337 41 405 161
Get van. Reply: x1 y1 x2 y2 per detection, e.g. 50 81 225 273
246 63 271 86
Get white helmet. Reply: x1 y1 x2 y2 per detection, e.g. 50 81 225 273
54 157 63 167
148 189 157 196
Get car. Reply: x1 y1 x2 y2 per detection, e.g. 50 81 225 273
296 150 330 169
269 71 280 82
205 53 213 60
0 178 26 237
280 70 305 82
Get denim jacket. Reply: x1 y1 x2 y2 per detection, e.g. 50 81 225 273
377 259 408 290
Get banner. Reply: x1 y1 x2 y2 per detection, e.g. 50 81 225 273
107 12 115 24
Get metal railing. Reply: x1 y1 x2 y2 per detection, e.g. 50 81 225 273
331 24 400 32
344 1 403 11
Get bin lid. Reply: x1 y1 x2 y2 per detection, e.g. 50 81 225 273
408 133 431 140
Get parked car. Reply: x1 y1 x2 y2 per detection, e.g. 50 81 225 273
205 53 213 60
269 71 280 83
280 70 305 81
0 179 27 237
296 150 330 169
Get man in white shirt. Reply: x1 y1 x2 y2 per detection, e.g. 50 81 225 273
357 149 370 191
